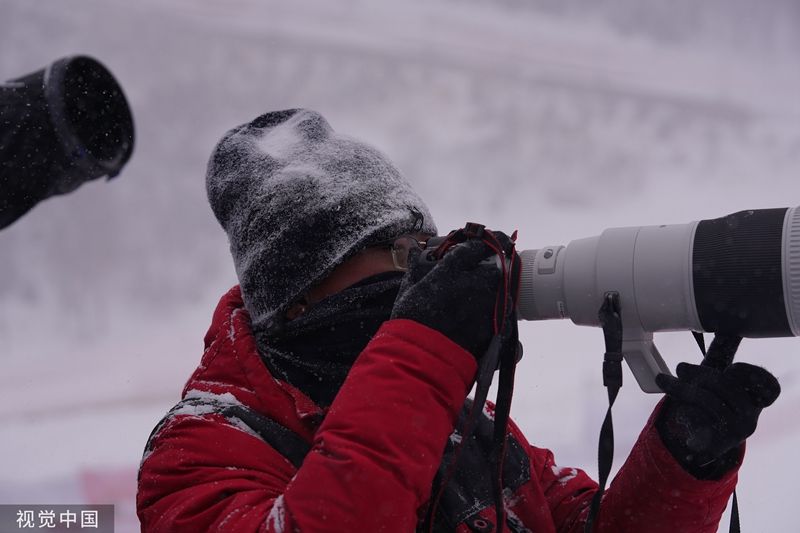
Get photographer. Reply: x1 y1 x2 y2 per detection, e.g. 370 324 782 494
137 109 779 532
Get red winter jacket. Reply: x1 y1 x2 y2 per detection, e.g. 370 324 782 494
137 286 740 532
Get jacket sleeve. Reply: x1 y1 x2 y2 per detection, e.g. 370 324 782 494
521 402 740 533
137 318 477 532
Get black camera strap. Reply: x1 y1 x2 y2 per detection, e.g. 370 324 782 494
584 292 623 533
423 223 523 532
583 307 743 533
484 228 523 531
692 331 742 533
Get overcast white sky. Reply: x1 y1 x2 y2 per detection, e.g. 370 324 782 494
1 1 799 531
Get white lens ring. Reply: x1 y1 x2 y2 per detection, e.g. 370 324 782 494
782 206 800 336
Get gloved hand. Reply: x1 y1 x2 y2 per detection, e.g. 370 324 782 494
391 238 501 359
655 357 780 479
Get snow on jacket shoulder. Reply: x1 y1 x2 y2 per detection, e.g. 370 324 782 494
137 286 739 532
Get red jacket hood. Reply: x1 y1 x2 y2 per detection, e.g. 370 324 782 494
184 285 323 439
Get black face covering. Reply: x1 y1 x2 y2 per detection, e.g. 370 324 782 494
256 271 404 407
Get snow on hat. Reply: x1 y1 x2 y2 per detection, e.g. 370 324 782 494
207 108 437 332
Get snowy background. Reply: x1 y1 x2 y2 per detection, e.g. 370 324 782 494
1 0 799 531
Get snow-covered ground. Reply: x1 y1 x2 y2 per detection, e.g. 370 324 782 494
1 0 798 531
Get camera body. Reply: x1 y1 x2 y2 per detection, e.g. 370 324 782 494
419 209 800 392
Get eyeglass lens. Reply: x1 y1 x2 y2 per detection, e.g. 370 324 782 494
390 236 424 271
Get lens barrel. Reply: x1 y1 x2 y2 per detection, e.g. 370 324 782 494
517 206 800 339
693 208 790 337
0 56 134 229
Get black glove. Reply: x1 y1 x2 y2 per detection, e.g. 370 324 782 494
655 358 780 479
391 238 501 359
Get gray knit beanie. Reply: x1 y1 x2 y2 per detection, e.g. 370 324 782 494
206 109 437 332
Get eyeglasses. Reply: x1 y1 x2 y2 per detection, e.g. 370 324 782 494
373 235 427 271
